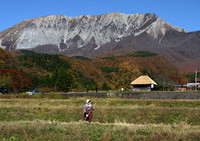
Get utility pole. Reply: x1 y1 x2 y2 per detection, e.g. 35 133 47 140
195 68 198 91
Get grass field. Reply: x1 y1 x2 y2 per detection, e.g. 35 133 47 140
0 97 200 140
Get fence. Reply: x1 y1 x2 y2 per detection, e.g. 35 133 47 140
60 91 200 99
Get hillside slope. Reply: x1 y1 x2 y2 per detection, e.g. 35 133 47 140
0 49 188 91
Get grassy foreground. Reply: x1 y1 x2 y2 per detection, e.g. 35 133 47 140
0 97 200 140
1 120 200 141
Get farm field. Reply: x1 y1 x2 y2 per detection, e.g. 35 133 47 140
0 97 200 140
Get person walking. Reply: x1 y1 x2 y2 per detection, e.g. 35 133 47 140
95 86 98 93
86 85 89 93
83 99 94 122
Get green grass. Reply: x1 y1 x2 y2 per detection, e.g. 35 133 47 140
0 98 200 140
0 121 199 141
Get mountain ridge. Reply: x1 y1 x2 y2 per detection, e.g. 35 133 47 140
0 12 199 72
0 12 187 50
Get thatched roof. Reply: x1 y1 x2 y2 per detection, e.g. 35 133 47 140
130 75 157 85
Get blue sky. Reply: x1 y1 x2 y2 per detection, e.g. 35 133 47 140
0 0 199 32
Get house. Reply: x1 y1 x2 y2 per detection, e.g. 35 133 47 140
130 75 157 91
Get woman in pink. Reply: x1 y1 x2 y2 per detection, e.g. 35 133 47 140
83 99 94 122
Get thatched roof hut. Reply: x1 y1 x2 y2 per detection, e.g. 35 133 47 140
130 75 157 91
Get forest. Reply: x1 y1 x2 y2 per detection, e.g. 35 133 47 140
0 48 195 93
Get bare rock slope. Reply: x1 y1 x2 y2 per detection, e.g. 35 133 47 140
0 12 200 71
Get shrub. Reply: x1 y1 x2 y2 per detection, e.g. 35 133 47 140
18 92 30 98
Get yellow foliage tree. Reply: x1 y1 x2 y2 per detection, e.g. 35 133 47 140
111 62 140 90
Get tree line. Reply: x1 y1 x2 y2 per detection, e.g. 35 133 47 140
0 49 191 93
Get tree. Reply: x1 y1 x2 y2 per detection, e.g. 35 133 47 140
102 81 111 90
56 68 73 92
154 74 174 91
44 74 51 87
111 62 140 90
0 69 32 92
0 75 12 91
50 68 59 88
168 72 189 85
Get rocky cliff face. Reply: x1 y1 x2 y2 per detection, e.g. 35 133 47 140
0 12 186 51
1 12 200 72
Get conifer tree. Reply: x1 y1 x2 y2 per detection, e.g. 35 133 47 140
44 74 51 87
50 68 59 88
56 68 73 92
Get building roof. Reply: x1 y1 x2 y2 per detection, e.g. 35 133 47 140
130 75 157 85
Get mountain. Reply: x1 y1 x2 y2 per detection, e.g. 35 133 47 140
0 12 199 72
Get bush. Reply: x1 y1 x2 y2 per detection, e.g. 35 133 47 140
40 87 52 94
18 92 30 98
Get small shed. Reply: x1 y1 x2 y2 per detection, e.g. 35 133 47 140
130 75 157 91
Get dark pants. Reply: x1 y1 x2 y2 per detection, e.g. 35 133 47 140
84 110 93 122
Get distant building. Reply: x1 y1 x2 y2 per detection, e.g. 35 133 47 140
174 85 187 91
187 83 200 90
187 83 197 87
130 75 157 91
174 82 200 91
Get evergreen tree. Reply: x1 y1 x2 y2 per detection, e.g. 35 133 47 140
56 68 73 92
44 74 51 87
50 68 59 88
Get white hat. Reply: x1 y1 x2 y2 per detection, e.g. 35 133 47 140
86 99 90 104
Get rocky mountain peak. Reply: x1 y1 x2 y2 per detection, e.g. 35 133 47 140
0 12 187 53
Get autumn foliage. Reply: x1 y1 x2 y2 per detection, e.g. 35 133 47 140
0 49 191 92
0 48 10 66
110 62 140 90
0 69 32 92
61 53 189 91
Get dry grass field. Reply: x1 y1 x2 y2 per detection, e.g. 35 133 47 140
0 97 200 140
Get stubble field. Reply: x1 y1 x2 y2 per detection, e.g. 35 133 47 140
0 97 200 140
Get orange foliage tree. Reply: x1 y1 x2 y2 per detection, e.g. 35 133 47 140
168 72 189 85
0 69 32 92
